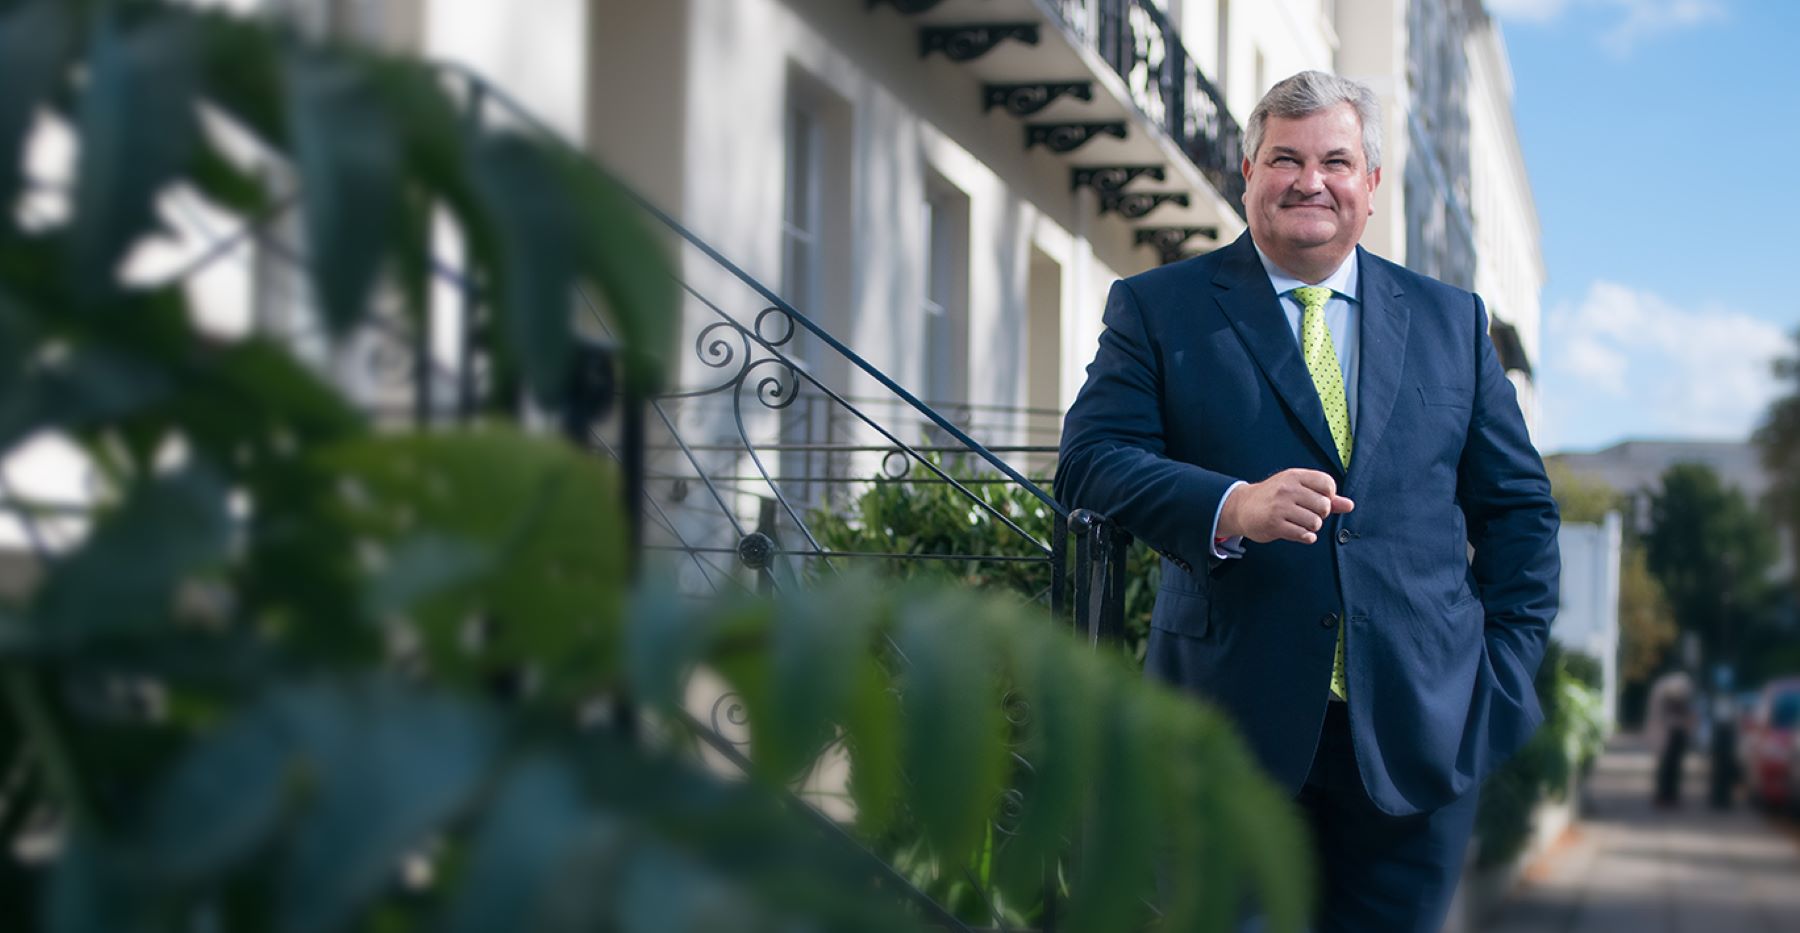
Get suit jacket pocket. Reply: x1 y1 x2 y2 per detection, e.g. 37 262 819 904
1416 384 1473 411
1149 587 1212 639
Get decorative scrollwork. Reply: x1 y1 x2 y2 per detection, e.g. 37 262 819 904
753 306 798 348
1001 689 1032 729
920 24 1040 62
1098 190 1190 219
1025 121 1127 153
993 787 1028 838
1124 1 1170 129
710 692 752 746
1134 226 1218 265
743 357 804 411
1071 164 1166 193
879 449 914 480
696 320 746 371
982 81 1093 117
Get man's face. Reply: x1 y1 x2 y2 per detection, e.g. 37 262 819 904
1242 103 1380 272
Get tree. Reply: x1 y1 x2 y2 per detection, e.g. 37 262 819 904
0 2 1310 930
1545 463 1677 718
1545 461 1622 524
1753 327 1800 598
1643 463 1778 675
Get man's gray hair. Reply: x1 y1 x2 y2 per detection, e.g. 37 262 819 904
1243 71 1383 172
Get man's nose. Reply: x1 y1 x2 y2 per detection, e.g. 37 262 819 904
1293 166 1325 193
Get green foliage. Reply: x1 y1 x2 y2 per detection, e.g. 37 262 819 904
1544 461 1623 525
1644 463 1779 673
1754 328 1800 600
0 2 1311 930
808 465 1164 661
1474 644 1606 869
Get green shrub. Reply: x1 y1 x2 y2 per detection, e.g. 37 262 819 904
1474 643 1606 868
808 462 1162 661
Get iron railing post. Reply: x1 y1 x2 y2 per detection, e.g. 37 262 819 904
1051 511 1069 625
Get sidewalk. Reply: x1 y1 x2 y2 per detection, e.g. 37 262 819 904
1482 734 1800 933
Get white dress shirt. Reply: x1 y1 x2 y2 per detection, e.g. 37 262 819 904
1208 246 1362 559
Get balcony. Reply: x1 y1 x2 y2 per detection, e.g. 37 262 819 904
869 0 1247 263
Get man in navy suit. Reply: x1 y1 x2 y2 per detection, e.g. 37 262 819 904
1056 71 1559 932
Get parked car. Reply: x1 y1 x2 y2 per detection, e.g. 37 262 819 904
1789 733 1800 816
1741 677 1800 809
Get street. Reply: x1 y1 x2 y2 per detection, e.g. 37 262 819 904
1484 734 1800 933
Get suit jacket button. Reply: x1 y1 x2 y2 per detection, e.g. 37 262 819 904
1320 611 1339 629
1337 528 1352 545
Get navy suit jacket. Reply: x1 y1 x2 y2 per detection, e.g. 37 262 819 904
1055 232 1560 817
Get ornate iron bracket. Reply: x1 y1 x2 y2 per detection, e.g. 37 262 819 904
1134 226 1219 264
982 81 1093 116
867 0 950 13
1071 164 1166 193
920 24 1040 61
1025 121 1127 153
1098 190 1189 219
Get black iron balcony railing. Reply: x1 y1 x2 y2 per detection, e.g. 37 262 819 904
1063 0 1247 217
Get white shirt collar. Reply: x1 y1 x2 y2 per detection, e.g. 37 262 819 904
1251 242 1361 303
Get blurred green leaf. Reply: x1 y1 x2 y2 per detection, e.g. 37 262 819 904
187 139 271 216
33 462 230 643
843 649 901 837
68 10 199 301
441 756 589 933
1064 682 1159 933
192 7 286 146
126 696 294 884
762 582 873 779
992 619 1099 898
285 49 399 335
616 843 760 933
277 679 499 933
0 0 73 218
364 533 493 619
0 345 172 457
45 832 149 933
558 153 675 395
471 133 577 405
323 431 627 698
893 590 1007 868
624 584 720 710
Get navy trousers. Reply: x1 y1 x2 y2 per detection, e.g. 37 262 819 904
1294 701 1479 933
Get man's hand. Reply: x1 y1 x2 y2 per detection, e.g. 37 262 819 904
1217 469 1355 545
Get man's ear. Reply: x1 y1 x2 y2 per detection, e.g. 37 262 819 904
1366 166 1382 213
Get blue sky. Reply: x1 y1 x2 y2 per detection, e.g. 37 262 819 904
1490 0 1800 453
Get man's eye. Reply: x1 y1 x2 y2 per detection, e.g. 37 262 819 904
1272 156 1298 165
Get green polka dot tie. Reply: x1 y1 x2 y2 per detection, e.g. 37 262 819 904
1293 285 1351 701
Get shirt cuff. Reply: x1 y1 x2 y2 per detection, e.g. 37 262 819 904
1210 481 1247 560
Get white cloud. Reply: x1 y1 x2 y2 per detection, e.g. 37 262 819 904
1489 0 1725 56
1599 0 1724 55
1487 0 1574 22
1543 280 1787 444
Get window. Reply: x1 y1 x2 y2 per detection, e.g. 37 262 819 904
921 177 969 411
781 105 820 317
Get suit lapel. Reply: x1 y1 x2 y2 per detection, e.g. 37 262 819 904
1212 234 1345 475
1346 247 1409 494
